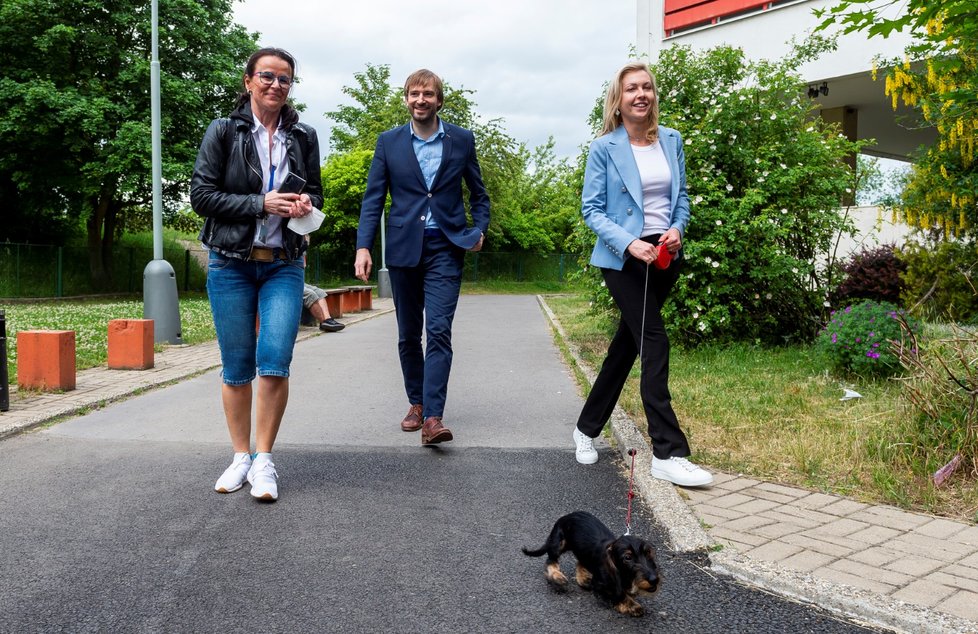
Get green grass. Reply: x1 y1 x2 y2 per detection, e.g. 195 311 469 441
545 293 976 520
3 294 215 379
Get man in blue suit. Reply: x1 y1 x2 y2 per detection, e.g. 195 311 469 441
355 69 490 445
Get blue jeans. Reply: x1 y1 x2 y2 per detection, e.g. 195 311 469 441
206 251 305 385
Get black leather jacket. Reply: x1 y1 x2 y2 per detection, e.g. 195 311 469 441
190 101 324 260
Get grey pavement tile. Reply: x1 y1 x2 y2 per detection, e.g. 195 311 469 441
724 514 778 532
820 499 870 516
937 590 978 622
780 550 836 573
827 558 913 587
846 525 905 546
884 555 947 577
892 533 978 563
792 492 841 510
957 551 978 570
848 545 904 568
813 566 897 595
752 521 806 540
950 525 978 548
711 526 770 548
713 476 761 492
704 492 755 509
744 541 804 563
740 487 800 505
928 570 978 594
730 498 783 515
891 579 958 608
757 508 827 530
754 482 809 498
691 502 749 520
782 533 858 558
847 506 933 531
806 517 870 538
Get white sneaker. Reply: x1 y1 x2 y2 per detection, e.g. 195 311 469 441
248 454 278 501
214 452 252 493
651 456 713 487
573 428 599 465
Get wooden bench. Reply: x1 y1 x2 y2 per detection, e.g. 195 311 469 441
17 330 76 391
323 288 350 318
345 285 377 311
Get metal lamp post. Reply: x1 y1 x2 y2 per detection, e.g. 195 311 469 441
142 0 183 344
378 210 391 298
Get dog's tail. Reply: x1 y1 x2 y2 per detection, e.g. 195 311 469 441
521 545 547 557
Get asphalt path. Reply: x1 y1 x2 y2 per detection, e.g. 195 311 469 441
0 295 884 633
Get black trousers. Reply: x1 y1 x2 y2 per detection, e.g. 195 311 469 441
576 240 690 459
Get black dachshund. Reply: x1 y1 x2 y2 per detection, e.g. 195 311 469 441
522 511 660 616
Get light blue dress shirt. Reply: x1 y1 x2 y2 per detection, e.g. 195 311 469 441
411 119 446 230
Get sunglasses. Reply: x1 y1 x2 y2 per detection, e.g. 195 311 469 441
252 71 294 88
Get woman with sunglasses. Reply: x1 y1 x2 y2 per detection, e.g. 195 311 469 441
190 47 323 502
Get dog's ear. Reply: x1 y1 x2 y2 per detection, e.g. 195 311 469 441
602 542 625 597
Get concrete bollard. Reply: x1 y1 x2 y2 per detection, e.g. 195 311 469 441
107 319 155 370
16 330 76 391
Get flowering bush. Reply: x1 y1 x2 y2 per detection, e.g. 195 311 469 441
817 299 914 378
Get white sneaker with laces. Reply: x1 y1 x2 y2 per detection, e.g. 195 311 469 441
248 454 278 501
214 452 252 493
651 456 713 487
573 428 598 465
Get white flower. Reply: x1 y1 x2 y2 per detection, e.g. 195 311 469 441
780 208 788 214
770 113 777 120
704 256 713 264
692 312 699 319
715 220 722 225
685 139 692 145
726 184 734 192
823 301 831 307
845 188 852 193
780 163 787 169
600 281 606 287
792 267 798 274
762 171 769 177
806 126 814 132
758 177 765 182
765 293 772 299
739 94 746 100
714 129 721 134
755 158 761 164
694 195 704 204
754 293 760 299
710 144 717 150
698 322 707 331
711 261 720 268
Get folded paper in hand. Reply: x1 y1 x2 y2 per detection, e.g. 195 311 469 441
287 208 325 235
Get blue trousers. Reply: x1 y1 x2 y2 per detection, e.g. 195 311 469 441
388 231 465 419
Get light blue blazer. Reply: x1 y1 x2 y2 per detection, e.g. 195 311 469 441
582 125 690 270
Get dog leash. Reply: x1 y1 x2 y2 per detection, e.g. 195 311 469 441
625 448 637 536
624 260 650 537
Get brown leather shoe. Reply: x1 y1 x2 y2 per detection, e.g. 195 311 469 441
401 404 424 432
421 416 453 445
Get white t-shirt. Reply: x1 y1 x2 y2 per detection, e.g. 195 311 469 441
631 142 672 237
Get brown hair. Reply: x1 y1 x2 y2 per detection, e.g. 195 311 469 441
403 69 444 109
601 61 659 143
234 47 299 129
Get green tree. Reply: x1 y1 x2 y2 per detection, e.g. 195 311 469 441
816 0 978 238
0 0 257 288
572 41 865 344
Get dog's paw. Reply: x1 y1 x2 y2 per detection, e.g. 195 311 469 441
545 565 569 592
615 597 645 617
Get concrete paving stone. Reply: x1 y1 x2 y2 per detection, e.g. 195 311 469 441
713 476 761 493
936 565 978 591
757 508 828 530
780 550 836 573
892 533 978 562
847 506 933 531
848 546 904 568
782 533 858 558
846 525 905 546
813 566 897 595
693 511 733 529
820 499 870 516
957 551 978 570
708 471 739 486
948 525 978 548
937 590 978 622
691 502 749 520
884 555 947 577
752 521 806 540
705 492 756 509
891 579 958 608
827 558 913 587
740 487 799 505
744 541 805 563
754 482 809 498
711 526 770 548
729 498 783 515
681 487 718 504
928 571 978 594
724 514 778 532
808 517 870 538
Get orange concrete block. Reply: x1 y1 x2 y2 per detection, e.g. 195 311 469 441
107 319 154 370
340 289 360 314
324 289 347 318
17 330 76 391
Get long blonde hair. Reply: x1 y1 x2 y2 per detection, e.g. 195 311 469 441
601 61 659 143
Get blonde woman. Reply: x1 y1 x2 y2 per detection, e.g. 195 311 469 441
572 62 712 487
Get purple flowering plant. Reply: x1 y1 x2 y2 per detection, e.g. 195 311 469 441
817 299 915 378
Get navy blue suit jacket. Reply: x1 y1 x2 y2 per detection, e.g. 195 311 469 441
356 121 491 268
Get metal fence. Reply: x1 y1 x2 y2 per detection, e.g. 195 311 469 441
0 242 582 298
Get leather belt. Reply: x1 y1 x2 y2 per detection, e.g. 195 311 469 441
249 246 288 262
